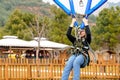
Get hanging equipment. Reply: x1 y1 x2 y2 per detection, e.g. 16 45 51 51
79 0 84 7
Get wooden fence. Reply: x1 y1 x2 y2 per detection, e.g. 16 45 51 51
0 58 119 80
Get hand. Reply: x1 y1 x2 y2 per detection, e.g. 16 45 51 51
70 18 76 27
82 18 88 26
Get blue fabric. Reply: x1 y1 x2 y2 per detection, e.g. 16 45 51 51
61 54 85 80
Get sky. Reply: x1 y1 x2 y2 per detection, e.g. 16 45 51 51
42 0 120 14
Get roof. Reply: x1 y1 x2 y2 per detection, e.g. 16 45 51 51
29 37 70 49
0 36 31 47
0 36 70 49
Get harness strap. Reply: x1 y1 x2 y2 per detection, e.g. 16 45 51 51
81 53 88 68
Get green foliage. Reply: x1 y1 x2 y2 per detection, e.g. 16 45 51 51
0 27 4 39
3 9 50 41
0 0 51 27
4 9 35 40
0 7 11 26
47 5 71 45
91 6 120 50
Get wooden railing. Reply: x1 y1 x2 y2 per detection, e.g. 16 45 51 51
0 58 119 80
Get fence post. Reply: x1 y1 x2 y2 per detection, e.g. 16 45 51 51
0 59 2 80
117 64 120 79
5 59 8 80
27 59 31 79
36 59 39 77
49 62 53 79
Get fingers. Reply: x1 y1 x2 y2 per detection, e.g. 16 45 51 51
70 17 76 27
71 15 76 18
82 18 88 26
72 18 76 24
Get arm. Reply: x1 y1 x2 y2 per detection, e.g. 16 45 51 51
83 18 91 44
66 27 76 44
66 18 76 44
85 25 91 44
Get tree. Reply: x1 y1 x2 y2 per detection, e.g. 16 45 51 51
0 27 4 39
91 6 120 50
4 9 35 40
48 5 71 45
26 15 51 59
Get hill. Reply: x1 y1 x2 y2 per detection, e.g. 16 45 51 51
0 0 52 27
93 2 120 16
0 0 120 27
